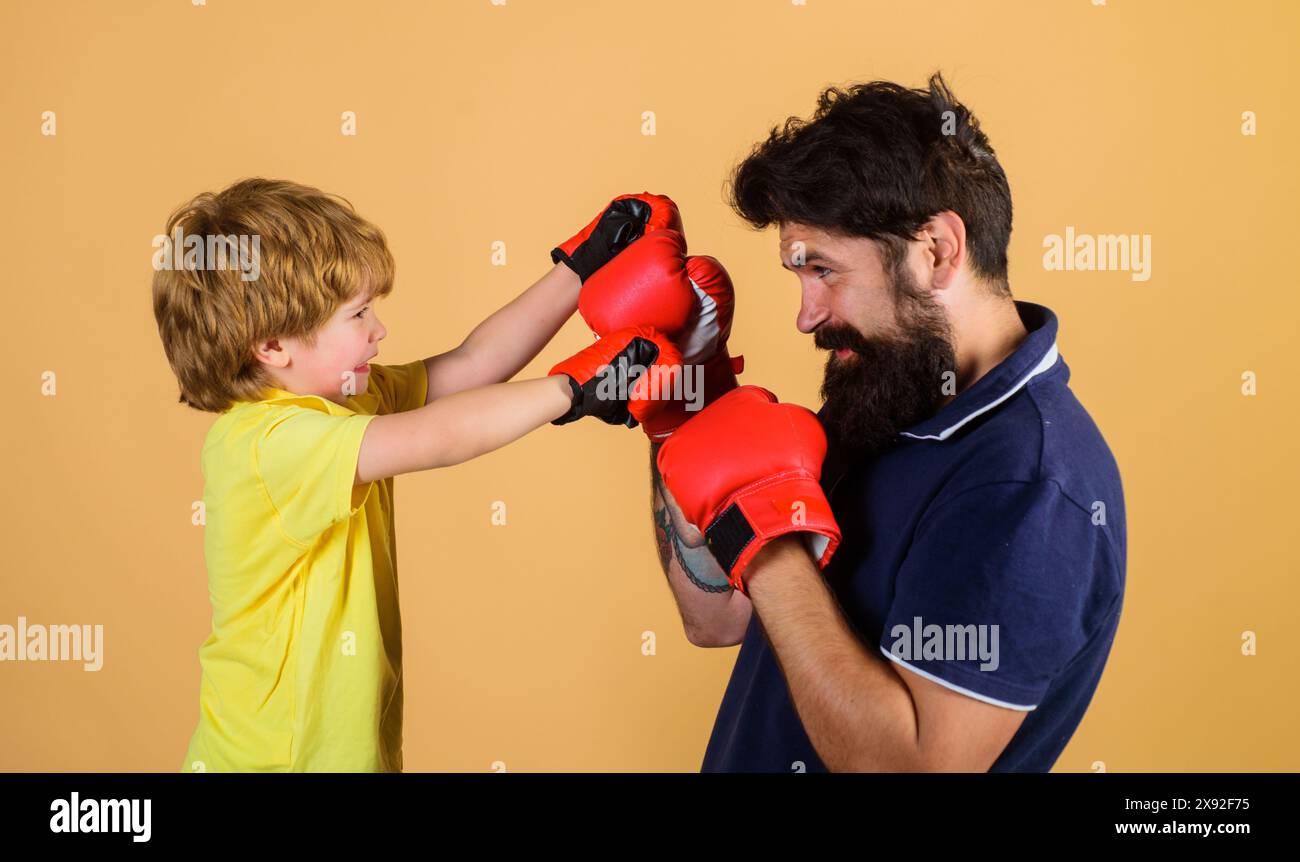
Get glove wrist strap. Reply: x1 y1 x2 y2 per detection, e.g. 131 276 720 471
704 473 840 593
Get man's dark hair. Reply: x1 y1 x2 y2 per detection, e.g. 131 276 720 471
728 72 1013 294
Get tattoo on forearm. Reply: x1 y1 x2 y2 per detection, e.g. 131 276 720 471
653 503 673 569
651 447 732 594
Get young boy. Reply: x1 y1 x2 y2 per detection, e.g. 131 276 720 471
152 178 678 772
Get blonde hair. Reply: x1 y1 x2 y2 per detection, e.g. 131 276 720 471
151 178 395 413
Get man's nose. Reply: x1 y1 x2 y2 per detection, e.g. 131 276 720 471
795 280 831 334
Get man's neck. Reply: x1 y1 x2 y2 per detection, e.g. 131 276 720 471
946 296 1028 404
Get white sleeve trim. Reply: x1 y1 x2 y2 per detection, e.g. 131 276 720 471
880 647 1038 712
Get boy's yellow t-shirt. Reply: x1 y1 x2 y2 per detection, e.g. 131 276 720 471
182 361 428 772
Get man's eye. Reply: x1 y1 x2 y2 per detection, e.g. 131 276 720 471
814 266 832 278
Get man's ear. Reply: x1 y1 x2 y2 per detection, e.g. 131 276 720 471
252 337 290 369
921 211 967 292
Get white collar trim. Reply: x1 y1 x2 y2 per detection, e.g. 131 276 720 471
899 342 1060 442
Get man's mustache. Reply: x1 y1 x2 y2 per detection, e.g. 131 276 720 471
814 325 872 353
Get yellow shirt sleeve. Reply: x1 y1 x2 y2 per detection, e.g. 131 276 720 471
362 359 429 415
252 360 427 546
254 407 375 547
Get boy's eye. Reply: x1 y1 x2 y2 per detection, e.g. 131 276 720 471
354 306 369 319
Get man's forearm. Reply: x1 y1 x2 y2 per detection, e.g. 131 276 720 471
649 443 752 646
744 536 924 771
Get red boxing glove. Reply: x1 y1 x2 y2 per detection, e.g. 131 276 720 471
637 254 744 441
579 234 746 439
550 325 684 428
655 386 840 592
578 230 696 339
552 193 682 283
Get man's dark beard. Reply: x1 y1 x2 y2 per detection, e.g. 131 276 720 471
817 266 956 458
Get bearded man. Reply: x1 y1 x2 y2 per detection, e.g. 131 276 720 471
648 73 1127 772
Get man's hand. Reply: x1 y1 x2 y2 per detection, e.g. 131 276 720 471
655 385 840 591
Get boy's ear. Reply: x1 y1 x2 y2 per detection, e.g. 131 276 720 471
253 337 291 369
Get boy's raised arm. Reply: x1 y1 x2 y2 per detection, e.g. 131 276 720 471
421 193 679 403
422 264 580 403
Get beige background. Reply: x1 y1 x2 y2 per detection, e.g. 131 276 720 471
1 0 1296 771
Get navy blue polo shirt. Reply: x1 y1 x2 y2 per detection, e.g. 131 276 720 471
701 301 1126 772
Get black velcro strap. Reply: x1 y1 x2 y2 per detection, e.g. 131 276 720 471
705 503 756 574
